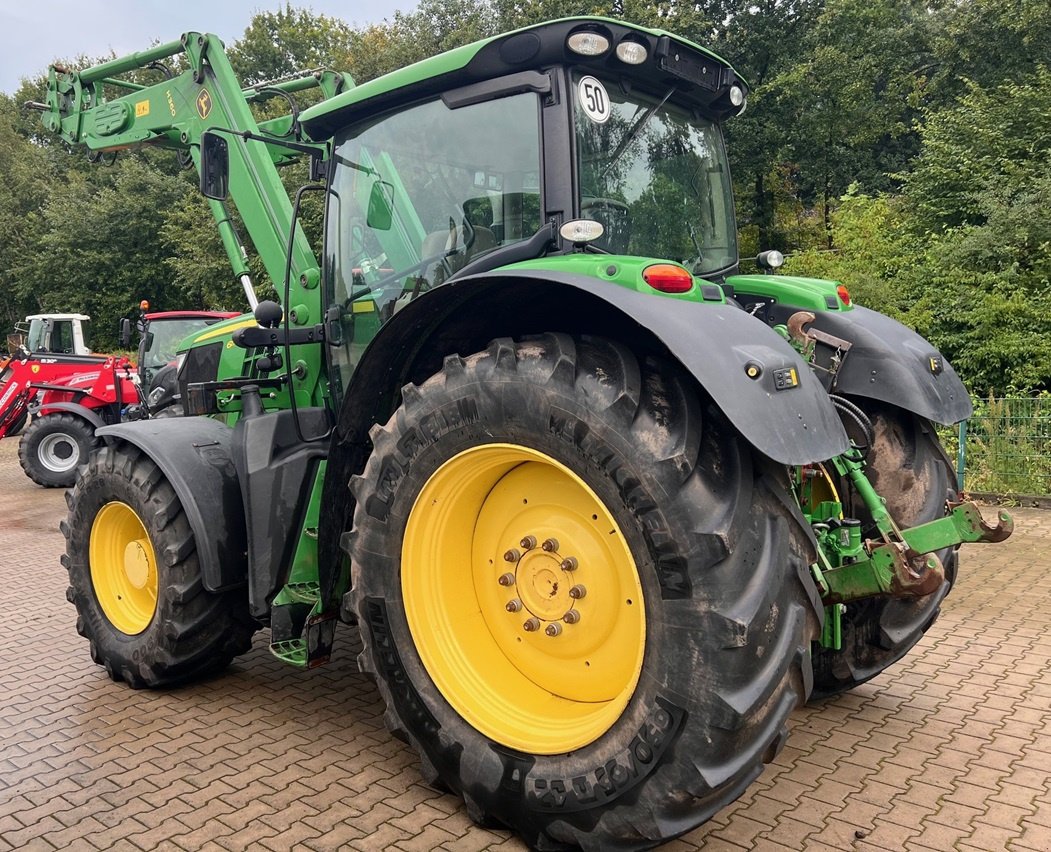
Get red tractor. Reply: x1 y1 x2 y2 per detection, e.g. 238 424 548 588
1 309 237 487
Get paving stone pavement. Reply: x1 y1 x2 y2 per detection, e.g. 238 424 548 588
1 432 1049 852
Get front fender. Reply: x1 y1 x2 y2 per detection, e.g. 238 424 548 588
809 305 972 425
96 418 247 592
33 401 107 431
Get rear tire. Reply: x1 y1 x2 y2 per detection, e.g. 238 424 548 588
810 402 957 699
62 441 256 688
19 413 98 487
348 334 820 850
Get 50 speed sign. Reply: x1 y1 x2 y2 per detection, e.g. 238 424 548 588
577 76 611 124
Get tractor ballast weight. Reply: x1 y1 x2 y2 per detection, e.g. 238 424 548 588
40 16 1012 850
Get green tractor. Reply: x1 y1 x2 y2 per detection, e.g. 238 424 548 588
39 17 1010 849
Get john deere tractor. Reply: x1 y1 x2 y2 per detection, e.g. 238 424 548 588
38 17 1010 850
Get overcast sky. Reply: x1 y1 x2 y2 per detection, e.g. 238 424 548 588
0 1 415 94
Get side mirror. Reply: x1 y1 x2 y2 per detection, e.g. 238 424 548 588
200 131 230 200
119 318 131 349
366 181 395 231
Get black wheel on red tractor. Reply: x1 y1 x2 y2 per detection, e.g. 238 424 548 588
347 333 821 850
19 412 99 488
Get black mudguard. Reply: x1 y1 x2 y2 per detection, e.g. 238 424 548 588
347 270 850 465
96 419 247 592
808 305 972 425
33 401 107 431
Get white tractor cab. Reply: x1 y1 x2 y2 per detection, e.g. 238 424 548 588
13 314 92 356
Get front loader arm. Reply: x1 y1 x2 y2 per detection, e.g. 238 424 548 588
40 35 352 319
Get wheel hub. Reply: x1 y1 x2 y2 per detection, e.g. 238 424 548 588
89 501 158 635
38 433 79 472
402 443 645 754
508 542 576 624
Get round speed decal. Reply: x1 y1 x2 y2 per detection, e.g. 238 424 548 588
578 76 611 124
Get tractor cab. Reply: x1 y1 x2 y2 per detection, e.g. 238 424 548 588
19 313 92 356
302 19 750 397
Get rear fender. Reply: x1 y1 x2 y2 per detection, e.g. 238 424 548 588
807 306 972 425
96 419 247 592
336 269 850 464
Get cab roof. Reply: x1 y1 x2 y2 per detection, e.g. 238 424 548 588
300 16 746 140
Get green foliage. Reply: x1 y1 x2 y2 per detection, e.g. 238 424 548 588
904 67 1051 232
3 0 1046 395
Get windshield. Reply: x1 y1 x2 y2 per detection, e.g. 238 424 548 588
26 319 46 352
325 91 543 391
573 73 738 276
144 319 217 368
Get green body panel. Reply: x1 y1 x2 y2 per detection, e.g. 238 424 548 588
505 255 725 303
726 273 852 313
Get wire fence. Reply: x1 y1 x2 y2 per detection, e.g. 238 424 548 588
942 396 1051 497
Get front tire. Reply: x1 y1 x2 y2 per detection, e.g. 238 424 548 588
811 402 957 699
19 412 99 487
62 442 256 688
348 334 820 850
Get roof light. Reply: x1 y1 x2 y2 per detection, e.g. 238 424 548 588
729 85 746 107
615 41 648 65
837 284 852 306
567 32 610 57
560 219 604 244
643 264 694 294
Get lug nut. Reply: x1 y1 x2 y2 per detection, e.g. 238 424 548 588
503 548 521 563
498 572 515 587
569 584 586 599
505 598 523 613
520 535 537 550
545 622 563 636
541 537 559 552
523 617 540 632
563 609 581 624
560 557 578 571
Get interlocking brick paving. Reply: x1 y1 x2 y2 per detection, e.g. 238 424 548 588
1 433 1048 851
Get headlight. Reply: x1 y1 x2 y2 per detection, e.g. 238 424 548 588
560 219 605 244
757 249 785 270
567 32 610 56
148 386 166 407
615 41 648 65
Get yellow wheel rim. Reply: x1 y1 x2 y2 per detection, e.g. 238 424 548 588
89 502 159 635
800 463 844 518
402 444 645 754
